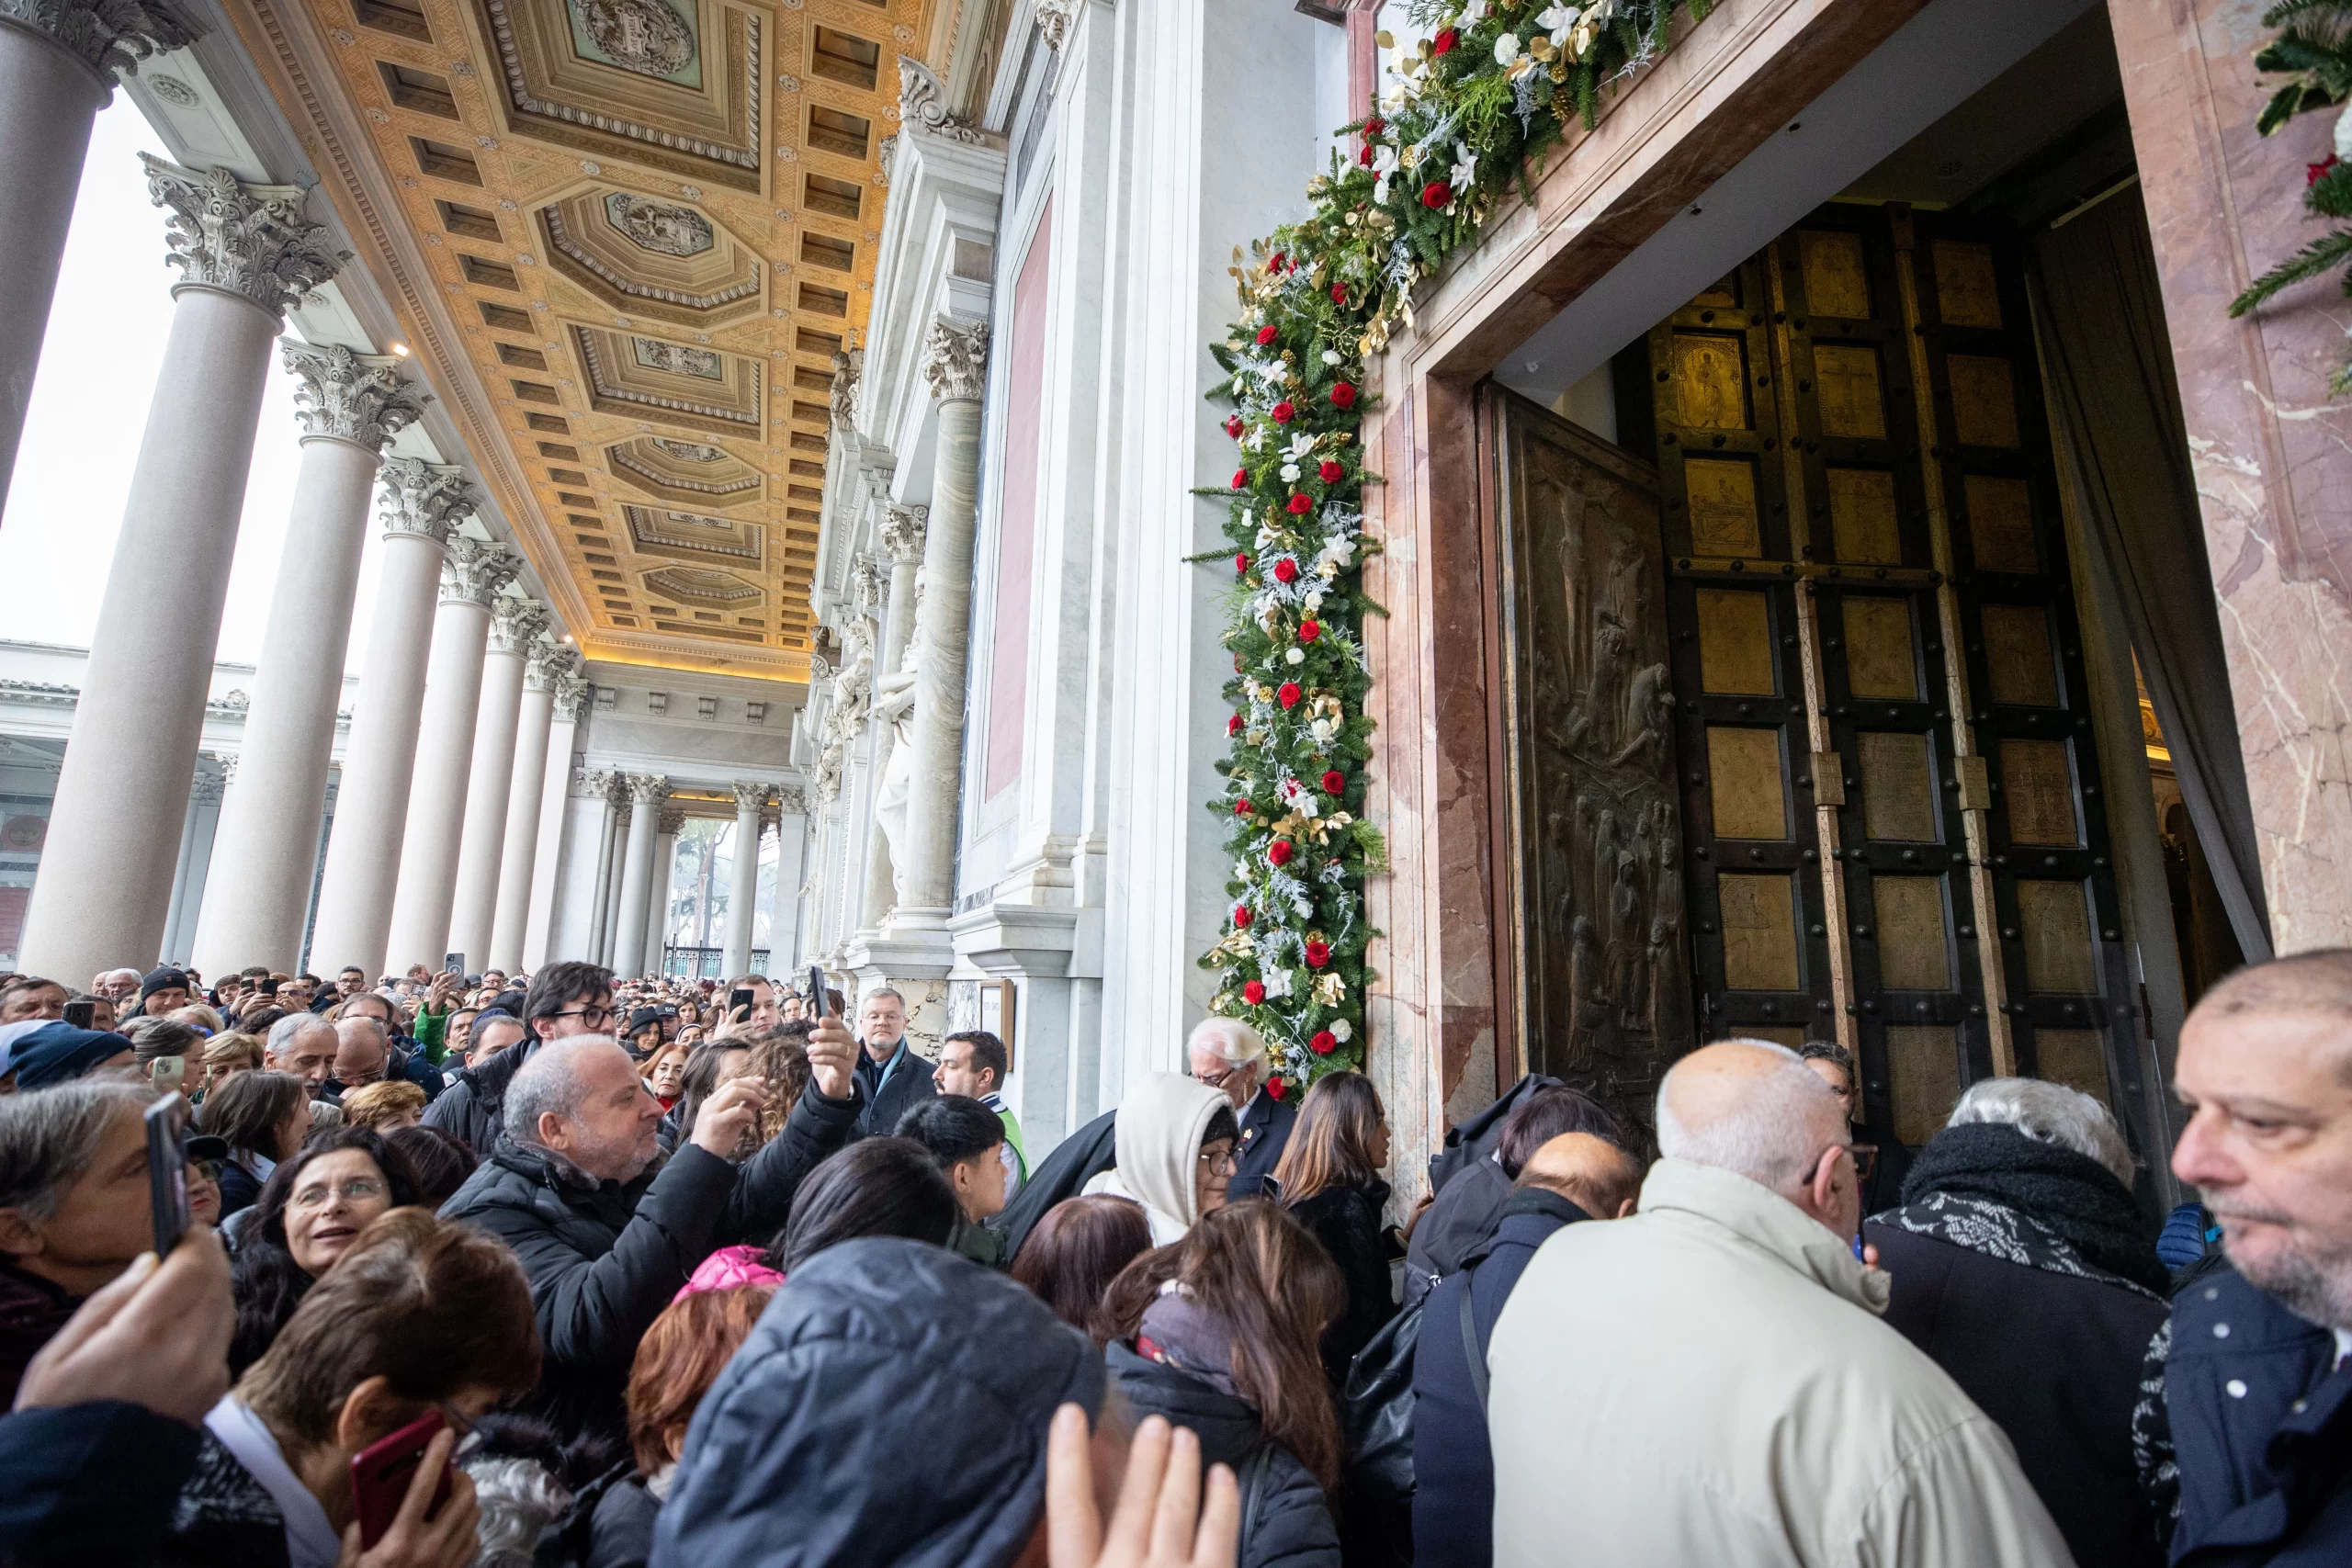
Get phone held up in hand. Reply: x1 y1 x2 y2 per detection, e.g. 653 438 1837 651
351 1409 455 1549
61 998 95 1029
729 986 755 1018
144 1094 191 1258
444 952 465 976
809 965 832 1018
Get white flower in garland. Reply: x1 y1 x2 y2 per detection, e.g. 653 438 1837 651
1284 431 1318 462
1321 349 1342 367
1261 964 1295 1000
1494 31 1521 66
1310 716 1339 747
1371 142 1399 206
1329 1017 1352 1043
1535 4 1581 50
1450 143 1479 194
1281 463 1301 483
1284 648 1306 665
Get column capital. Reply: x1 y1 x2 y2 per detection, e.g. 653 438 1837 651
626 771 671 805
526 638 579 693
282 340 428 454
656 807 687 835
731 779 771 811
441 537 520 607
551 665 593 717
921 315 989 403
378 457 476 545
490 595 550 653
880 504 928 566
0 0 198 88
829 347 862 434
1035 0 1082 51
141 156 345 321
600 769 632 806
898 56 986 145
775 784 808 817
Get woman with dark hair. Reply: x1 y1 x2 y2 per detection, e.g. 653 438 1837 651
1101 1201 1343 1568
196 1069 310 1219
766 1136 957 1273
228 1127 421 1375
1010 1193 1152 1344
1272 1070 1398 1382
1403 1082 1623 1308
656 1041 752 1156
384 1123 478 1210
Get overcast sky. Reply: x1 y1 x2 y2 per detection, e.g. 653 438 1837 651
0 97 391 673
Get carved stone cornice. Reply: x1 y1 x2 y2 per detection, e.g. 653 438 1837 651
552 667 592 717
1035 0 1082 51
627 772 671 805
655 807 687 836
141 156 345 321
440 537 520 607
188 773 226 807
898 56 984 144
829 347 862 433
921 315 989 404
489 595 550 654
377 456 476 545
731 779 770 811
0 0 198 88
282 340 428 454
880 504 928 567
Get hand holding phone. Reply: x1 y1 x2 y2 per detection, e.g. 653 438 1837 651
351 1415 478 1558
808 965 831 1017
143 1096 190 1259
729 986 755 1021
62 998 95 1029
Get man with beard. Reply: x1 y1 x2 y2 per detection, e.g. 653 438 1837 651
2164 949 2352 1562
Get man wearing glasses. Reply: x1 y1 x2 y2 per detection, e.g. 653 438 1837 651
1186 1017 1294 1201
424 960 617 1157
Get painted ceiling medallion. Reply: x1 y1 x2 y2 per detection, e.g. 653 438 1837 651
625 502 764 562
632 334 721 378
653 437 722 460
538 186 761 325
643 565 761 604
604 192 711 255
567 0 697 83
608 434 763 505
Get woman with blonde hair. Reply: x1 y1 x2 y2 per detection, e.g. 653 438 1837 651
1272 1069 1398 1383
339 1078 428 1134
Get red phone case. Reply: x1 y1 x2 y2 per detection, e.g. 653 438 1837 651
350 1410 453 1549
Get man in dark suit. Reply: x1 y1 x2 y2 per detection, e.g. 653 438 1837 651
853 984 938 1137
1188 1018 1294 1200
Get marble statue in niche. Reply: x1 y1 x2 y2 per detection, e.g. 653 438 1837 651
568 0 697 79
631 336 722 379
604 193 715 257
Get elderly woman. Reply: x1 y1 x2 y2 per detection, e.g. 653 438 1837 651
1862 1077 2167 1568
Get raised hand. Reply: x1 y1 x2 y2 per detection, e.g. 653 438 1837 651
1048 1406 1238 1568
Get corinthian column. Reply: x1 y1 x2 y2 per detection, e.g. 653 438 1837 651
384 540 520 972
609 773 668 979
499 644 574 972
447 596 547 967
20 160 343 982
193 344 428 975
648 806 684 971
879 317 989 952
0 0 195 510
720 781 768 975
307 461 474 976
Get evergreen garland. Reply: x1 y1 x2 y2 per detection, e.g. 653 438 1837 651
1194 0 1702 1096
2233 1 2352 391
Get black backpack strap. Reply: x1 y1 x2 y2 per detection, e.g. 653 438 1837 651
1458 1275 1490 1414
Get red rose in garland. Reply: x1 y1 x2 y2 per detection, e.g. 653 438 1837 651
1359 143 1374 167
1310 1029 1337 1055
1271 400 1296 423
1432 27 1457 53
1305 940 1331 968
1329 381 1357 409
2313 154 2342 186
1320 769 1345 794
1266 1075 1286 1101
1234 797 1253 817
1364 116 1385 137
1243 980 1266 1006
1330 282 1348 304
1233 905 1252 929
1286 493 1312 515
1234 551 1250 574
1256 323 1278 345
1225 415 1243 438
1318 459 1342 482
1422 180 1451 209
1273 558 1300 583
1298 619 1321 642
1269 251 1286 273
1267 840 1295 867
1228 714 1244 736
1231 469 1248 490
1277 682 1303 709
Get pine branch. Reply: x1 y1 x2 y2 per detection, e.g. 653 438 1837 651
2229 227 2352 315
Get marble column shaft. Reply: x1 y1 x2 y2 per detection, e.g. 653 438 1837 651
21 160 342 981
609 774 666 979
520 706 582 971
194 344 426 975
384 541 519 971
0 0 192 510
585 778 624 965
494 649 571 973
768 793 807 972
448 598 548 966
887 318 989 934
860 508 925 929
721 783 766 975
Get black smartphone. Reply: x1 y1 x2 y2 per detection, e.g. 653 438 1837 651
808 965 831 1017
444 952 465 976
62 998 95 1029
144 1095 190 1256
258 976 280 998
729 986 755 1017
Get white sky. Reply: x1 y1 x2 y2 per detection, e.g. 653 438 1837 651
0 97 390 673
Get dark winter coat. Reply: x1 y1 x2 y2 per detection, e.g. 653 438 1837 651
422 1035 537 1156
996 1107 1119 1262
0 1401 201 1567
1287 1179 1396 1384
0 1260 77 1409
1401 1154 1510 1311
853 1039 938 1138
1106 1342 1340 1568
1228 1089 1297 1202
439 1076 858 1442
654 1238 1104 1568
1411 1187 1590 1568
214 1160 264 1221
587 1472 662 1568
2164 1266 2352 1566
156 1429 292 1568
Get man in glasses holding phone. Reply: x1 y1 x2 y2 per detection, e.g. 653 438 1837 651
423 961 619 1158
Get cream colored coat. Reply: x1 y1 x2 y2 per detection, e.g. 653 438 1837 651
1487 1158 2076 1568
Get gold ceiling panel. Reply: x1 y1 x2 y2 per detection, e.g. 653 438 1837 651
258 0 922 670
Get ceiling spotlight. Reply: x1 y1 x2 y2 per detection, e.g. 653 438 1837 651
390 342 411 356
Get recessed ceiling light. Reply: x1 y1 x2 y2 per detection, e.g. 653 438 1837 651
390 342 411 356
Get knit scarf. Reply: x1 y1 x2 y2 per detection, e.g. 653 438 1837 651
1882 1122 2170 1298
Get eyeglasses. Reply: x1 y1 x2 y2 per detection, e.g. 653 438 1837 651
339 1066 386 1087
1198 1146 1239 1174
190 1158 223 1183
551 1005 616 1028
1848 1144 1879 1181
1194 1063 1243 1091
289 1177 388 1211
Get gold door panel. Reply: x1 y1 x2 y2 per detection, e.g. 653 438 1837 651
1683 458 1764 558
1799 229 1872 320
2033 1028 2111 1100
1827 467 1902 564
1842 596 1921 701
1980 603 2060 706
1999 738 2078 845
1858 731 1939 843
1719 874 1802 992
1671 334 1751 430
1948 355 2021 448
1707 728 1789 840
1695 589 1777 695
1813 344 1888 439
1930 240 2003 329
2016 878 2098 994
1962 475 2039 574
1872 875 1953 991
1887 1025 1962 1146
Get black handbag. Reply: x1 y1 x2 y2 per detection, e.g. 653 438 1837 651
1340 1293 1422 1503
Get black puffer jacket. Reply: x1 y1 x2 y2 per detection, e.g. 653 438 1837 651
1106 1342 1339 1568
422 1036 537 1156
439 1076 858 1442
1286 1180 1396 1384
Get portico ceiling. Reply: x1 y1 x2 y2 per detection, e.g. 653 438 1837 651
224 0 941 679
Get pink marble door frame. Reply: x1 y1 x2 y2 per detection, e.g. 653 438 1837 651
1359 0 1928 1192
2109 0 2352 955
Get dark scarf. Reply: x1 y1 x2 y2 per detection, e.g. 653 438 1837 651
1884 1122 2169 1298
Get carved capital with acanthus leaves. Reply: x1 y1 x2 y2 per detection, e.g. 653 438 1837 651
142 155 346 321
282 341 428 454
627 772 672 806
921 315 989 404
439 537 520 607
1035 0 1082 51
880 504 928 566
490 596 550 654
731 780 770 812
524 637 576 692
1 0 198 88
898 56 985 144
377 457 476 546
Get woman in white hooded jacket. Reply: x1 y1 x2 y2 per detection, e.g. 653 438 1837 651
1083 1072 1240 1245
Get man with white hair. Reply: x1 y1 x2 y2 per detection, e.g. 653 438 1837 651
439 1020 861 1442
1186 1017 1294 1200
263 1013 338 1093
1487 1039 2068 1566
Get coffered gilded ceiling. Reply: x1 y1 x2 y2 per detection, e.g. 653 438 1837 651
224 0 936 678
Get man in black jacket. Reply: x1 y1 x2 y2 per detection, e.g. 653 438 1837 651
1186 1018 1293 1201
425 962 612 1156
2163 950 2352 1565
1411 1133 1639 1568
440 1015 863 1442
853 985 936 1137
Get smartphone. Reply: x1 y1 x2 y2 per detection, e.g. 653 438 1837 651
258 976 280 998
729 986 755 1018
350 1409 453 1549
62 998 95 1029
808 965 831 1017
150 1055 186 1097
444 952 465 976
144 1095 190 1257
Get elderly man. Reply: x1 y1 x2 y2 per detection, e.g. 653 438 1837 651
329 1015 444 1103
89 971 139 1012
439 1015 863 1442
2164 950 2352 1563
1487 1040 2066 1565
0 978 65 1026
1187 1018 1294 1201
853 986 935 1137
263 1014 339 1094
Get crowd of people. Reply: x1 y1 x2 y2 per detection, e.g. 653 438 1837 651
0 942 2346 1567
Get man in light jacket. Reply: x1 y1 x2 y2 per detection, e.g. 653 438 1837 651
1487 1039 2073 1567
